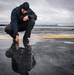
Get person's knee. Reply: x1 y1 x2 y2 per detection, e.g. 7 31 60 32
4 25 12 34
5 26 8 33
29 19 35 25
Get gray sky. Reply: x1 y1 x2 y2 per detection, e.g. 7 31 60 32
0 0 74 24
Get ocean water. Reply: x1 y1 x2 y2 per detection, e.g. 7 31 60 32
0 26 6 28
0 25 74 29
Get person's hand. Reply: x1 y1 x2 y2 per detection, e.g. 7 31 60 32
23 15 29 21
15 35 19 43
15 43 19 50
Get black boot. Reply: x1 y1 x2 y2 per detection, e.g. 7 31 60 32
23 37 29 47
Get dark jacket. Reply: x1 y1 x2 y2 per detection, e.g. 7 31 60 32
10 5 37 37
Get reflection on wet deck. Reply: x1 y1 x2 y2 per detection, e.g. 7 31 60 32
5 42 36 75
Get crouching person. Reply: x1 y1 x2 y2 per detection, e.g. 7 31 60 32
5 2 37 46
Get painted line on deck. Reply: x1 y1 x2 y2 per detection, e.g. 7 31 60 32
31 35 74 38
0 35 74 39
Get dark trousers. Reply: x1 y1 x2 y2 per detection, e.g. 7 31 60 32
5 19 35 39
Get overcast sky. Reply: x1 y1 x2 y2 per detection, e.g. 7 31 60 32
0 0 74 24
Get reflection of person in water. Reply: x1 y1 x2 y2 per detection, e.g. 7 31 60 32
5 42 36 75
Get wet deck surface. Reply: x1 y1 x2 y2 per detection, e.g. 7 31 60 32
0 28 74 75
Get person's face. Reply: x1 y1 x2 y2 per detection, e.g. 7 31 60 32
21 9 28 14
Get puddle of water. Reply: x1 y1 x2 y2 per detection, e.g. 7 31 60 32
64 41 74 44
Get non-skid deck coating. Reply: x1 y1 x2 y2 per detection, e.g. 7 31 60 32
0 28 74 75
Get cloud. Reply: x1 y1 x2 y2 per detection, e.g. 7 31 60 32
46 0 74 10
0 0 74 24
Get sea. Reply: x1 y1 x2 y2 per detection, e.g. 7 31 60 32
0 24 74 29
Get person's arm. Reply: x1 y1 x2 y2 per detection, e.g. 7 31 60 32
18 15 24 22
11 9 19 38
29 8 37 20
